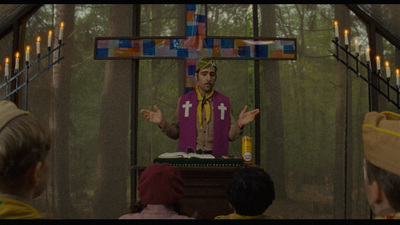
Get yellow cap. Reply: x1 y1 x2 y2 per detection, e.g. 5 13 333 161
0 100 28 131
363 111 400 176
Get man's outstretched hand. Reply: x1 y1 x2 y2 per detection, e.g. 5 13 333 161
140 105 163 125
237 105 260 128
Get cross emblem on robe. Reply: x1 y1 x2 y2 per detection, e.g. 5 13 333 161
182 100 192 117
218 103 227 120
94 4 296 93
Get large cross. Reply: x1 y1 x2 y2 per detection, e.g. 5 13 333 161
94 4 296 93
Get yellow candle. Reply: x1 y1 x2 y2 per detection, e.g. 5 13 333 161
354 39 359 55
59 22 64 41
48 30 52 48
366 47 370 62
5 57 9 78
15 52 19 70
396 69 400 86
36 36 41 55
25 45 30 63
376 56 381 71
385 61 390 78
344 29 349 45
334 21 339 39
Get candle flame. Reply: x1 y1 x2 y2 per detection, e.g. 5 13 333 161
354 39 358 44
26 45 30 51
396 69 399 76
36 36 41 42
385 61 389 67
5 57 9 63
344 29 348 35
15 52 19 58
366 47 370 53
60 22 64 28
48 30 52 36
334 21 338 26
376 55 380 61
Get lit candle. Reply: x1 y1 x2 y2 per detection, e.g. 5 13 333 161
48 30 52 48
25 45 30 63
366 47 370 62
59 22 64 41
334 21 339 39
385 61 390 79
354 39 359 55
396 69 400 86
344 29 349 46
15 52 19 71
36 36 40 55
5 58 9 78
376 56 381 71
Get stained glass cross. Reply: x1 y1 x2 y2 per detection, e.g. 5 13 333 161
94 4 296 93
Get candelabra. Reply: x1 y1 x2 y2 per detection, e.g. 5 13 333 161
0 42 65 110
332 38 400 110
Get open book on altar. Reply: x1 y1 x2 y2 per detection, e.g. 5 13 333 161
158 152 216 159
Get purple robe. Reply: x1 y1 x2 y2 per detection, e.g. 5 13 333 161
178 89 230 157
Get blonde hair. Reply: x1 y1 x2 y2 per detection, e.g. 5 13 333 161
0 115 51 190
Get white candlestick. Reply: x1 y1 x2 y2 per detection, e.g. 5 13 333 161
5 58 9 78
48 30 52 48
354 39 359 55
15 52 19 71
376 56 381 71
385 61 390 78
396 69 400 86
25 46 30 63
334 21 339 39
344 30 349 46
59 22 64 41
36 36 40 55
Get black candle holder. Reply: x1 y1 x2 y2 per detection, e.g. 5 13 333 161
331 39 400 109
0 42 65 110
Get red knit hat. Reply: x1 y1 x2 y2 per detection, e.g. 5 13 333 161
138 163 184 205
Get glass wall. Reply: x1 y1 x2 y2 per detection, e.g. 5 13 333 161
1 4 397 219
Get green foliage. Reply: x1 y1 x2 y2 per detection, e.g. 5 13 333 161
7 3 396 218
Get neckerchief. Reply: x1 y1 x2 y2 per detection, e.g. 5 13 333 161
375 212 400 219
0 197 42 219
215 212 281 219
196 87 214 130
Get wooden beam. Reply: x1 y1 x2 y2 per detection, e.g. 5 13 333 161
345 4 400 51
0 4 42 39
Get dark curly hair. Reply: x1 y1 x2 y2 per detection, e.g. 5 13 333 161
227 165 275 216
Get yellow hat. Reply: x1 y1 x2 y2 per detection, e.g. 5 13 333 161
0 100 28 131
196 57 217 72
362 111 400 176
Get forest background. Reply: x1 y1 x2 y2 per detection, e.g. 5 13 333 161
0 4 398 219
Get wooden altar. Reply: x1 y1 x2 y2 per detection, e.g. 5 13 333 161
134 159 243 219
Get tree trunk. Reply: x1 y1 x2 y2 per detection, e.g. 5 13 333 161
333 4 349 219
48 4 77 219
260 4 286 199
93 5 131 219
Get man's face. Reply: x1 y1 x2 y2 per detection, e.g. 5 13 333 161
363 158 375 212
195 67 216 96
33 157 50 198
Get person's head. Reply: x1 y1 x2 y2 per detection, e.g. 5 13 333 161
227 165 275 216
195 57 217 96
138 162 184 205
0 100 51 200
362 111 400 216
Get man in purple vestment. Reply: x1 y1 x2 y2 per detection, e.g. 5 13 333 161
140 57 259 157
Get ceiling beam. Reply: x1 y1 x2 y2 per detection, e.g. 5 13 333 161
0 4 42 39
345 4 400 51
